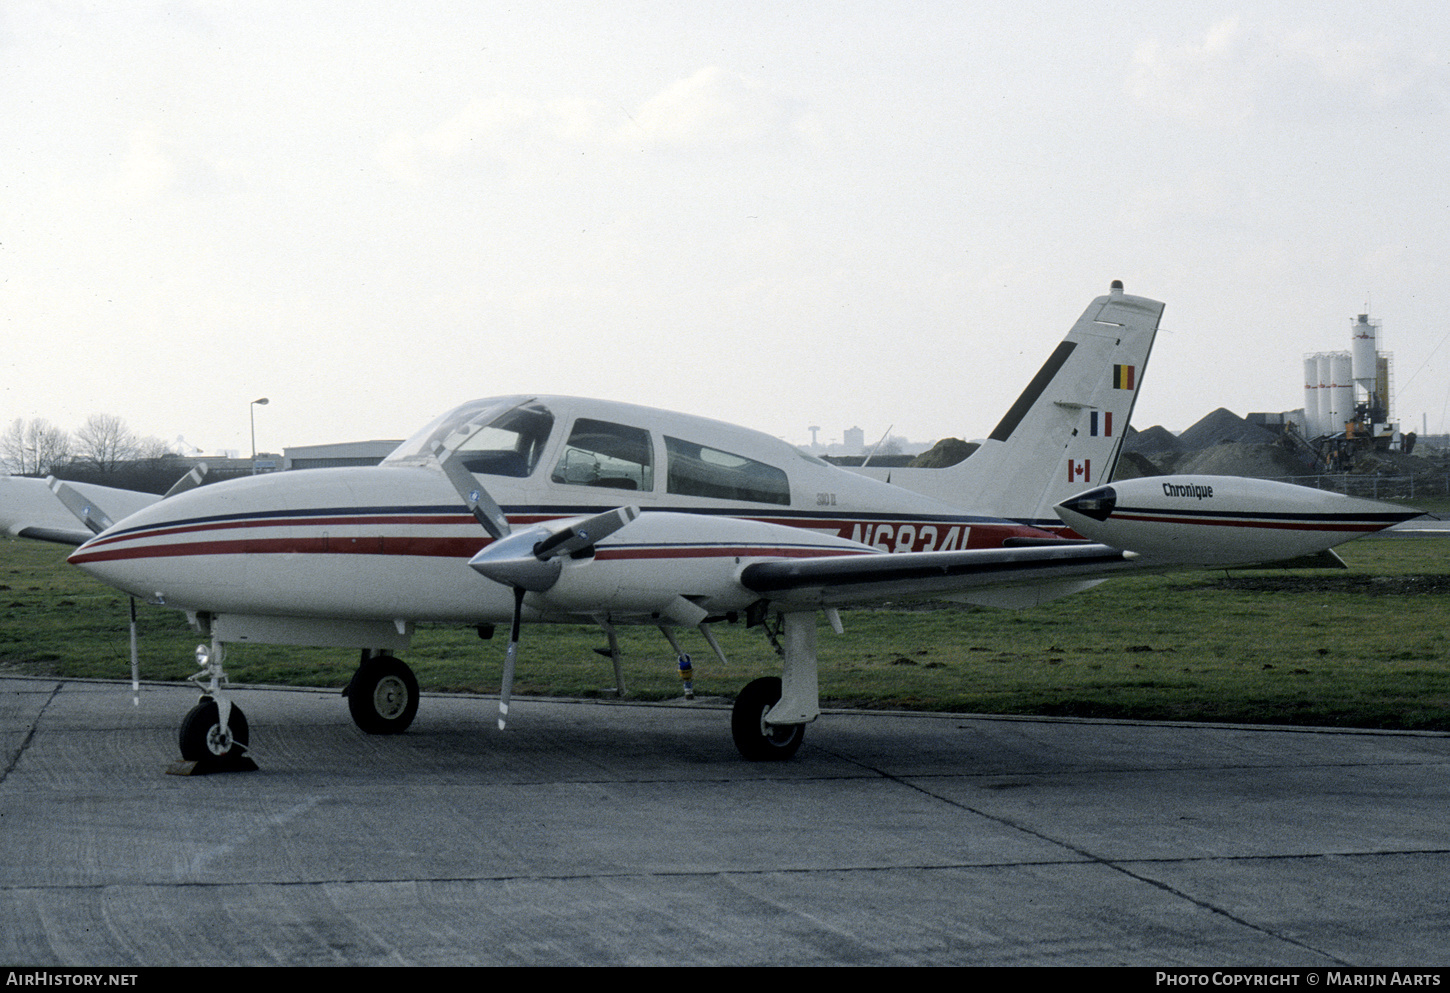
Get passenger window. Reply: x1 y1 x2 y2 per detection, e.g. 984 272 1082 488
665 436 790 505
551 419 654 491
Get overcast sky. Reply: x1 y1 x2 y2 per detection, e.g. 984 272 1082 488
4 1 1448 457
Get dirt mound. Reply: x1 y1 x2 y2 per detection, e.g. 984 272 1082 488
1124 425 1181 455
1166 442 1311 478
1110 451 1163 480
1176 408 1278 450
908 438 978 468
1351 449 1446 476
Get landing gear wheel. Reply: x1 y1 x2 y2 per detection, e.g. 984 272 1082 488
347 655 419 734
731 676 804 761
179 700 250 761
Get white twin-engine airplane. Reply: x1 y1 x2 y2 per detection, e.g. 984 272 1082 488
40 282 1416 763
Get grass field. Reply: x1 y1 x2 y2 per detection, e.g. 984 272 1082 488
3 533 1448 730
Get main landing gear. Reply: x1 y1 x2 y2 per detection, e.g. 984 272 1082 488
731 677 805 761
729 610 820 761
344 650 419 734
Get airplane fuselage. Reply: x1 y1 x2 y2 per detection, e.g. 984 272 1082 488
68 395 1050 628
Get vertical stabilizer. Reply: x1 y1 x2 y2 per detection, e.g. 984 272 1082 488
851 281 1163 528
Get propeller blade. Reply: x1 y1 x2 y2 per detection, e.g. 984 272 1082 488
47 478 114 535
533 505 640 560
163 462 209 499
129 596 140 707
433 445 511 540
499 586 524 730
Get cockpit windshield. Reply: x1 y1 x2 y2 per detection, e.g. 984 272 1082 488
382 397 555 478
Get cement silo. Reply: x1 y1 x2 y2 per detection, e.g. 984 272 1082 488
1300 310 1400 457
1303 356 1323 437
1316 352 1335 436
1351 313 1390 428
1328 352 1354 436
1351 314 1378 388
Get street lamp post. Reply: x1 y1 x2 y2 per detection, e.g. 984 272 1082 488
250 397 269 473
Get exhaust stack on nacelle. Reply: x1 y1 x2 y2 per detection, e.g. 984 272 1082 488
1055 475 1421 568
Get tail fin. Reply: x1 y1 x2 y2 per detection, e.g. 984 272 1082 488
855 281 1164 528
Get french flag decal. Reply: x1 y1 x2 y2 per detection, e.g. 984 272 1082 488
1090 411 1112 436
1113 365 1135 390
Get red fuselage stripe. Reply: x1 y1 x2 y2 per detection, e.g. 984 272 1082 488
69 537 868 565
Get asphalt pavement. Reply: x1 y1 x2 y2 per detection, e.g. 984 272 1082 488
2 675 1447 966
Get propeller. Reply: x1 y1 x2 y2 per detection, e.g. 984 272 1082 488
47 479 135 701
434 448 640 728
466 505 640 591
467 505 640 729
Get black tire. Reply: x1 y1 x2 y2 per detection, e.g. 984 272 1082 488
347 655 419 734
179 700 250 761
731 676 804 761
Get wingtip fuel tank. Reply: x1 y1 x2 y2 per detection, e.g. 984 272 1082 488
1055 475 1421 567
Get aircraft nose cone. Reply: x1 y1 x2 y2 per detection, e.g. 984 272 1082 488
1057 485 1117 522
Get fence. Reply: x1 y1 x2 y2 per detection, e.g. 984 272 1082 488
1271 475 1450 501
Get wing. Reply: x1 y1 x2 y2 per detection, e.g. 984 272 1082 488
0 476 159 546
738 541 1139 608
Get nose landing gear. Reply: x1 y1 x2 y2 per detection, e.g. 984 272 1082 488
170 641 257 774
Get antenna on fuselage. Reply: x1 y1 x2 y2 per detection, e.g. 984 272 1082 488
861 424 894 468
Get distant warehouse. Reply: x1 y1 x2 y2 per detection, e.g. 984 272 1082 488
282 440 403 471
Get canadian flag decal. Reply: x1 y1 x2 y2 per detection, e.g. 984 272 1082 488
1068 459 1090 482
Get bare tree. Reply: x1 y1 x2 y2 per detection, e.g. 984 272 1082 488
1 418 73 475
135 435 176 464
74 413 141 473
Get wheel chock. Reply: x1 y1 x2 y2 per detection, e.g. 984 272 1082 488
165 753 260 776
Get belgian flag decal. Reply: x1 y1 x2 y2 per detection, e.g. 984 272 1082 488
1113 364 1135 390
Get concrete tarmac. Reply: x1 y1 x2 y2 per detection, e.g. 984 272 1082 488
2 674 1447 967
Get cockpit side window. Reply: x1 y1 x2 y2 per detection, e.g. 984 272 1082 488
455 404 555 477
665 436 790 505
550 419 654 491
